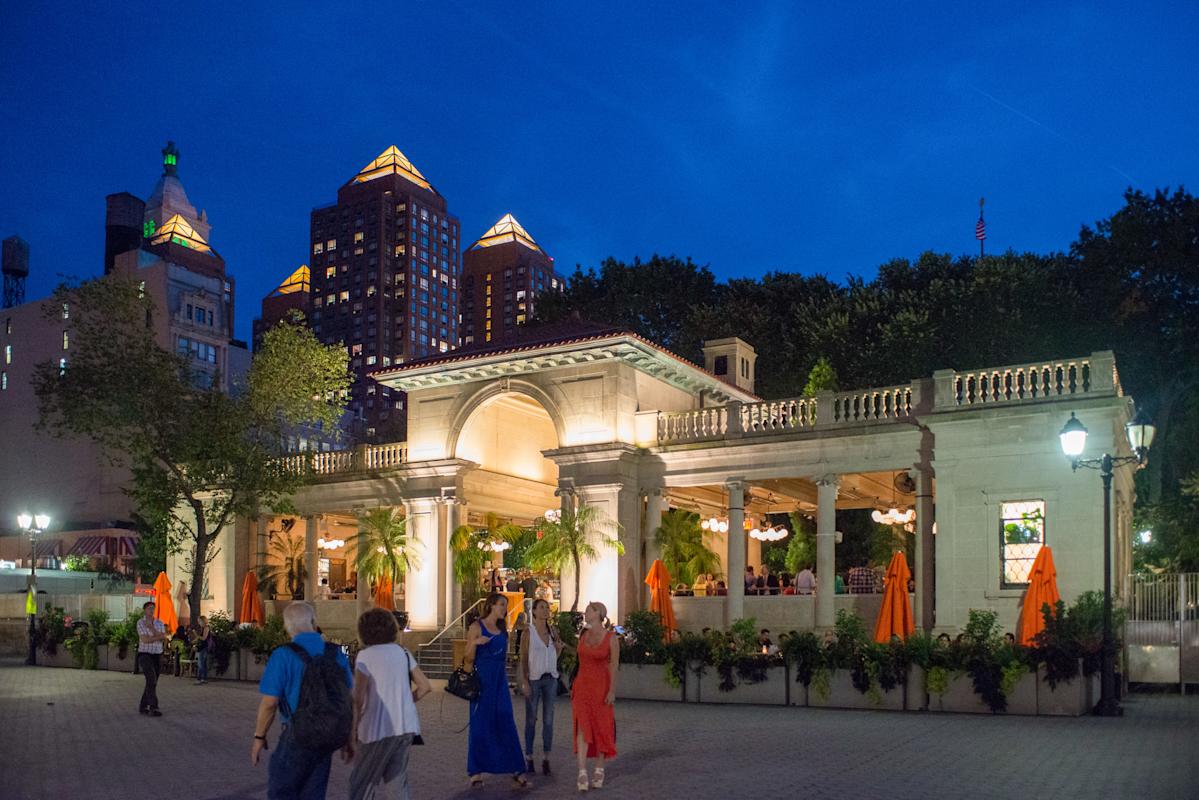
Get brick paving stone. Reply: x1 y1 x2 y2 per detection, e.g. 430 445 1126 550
0 659 1196 799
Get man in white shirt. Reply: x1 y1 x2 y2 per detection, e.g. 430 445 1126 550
795 566 817 595
135 601 169 716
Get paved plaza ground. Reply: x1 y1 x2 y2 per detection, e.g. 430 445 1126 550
1 659 1196 800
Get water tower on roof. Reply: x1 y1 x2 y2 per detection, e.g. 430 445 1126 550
2 235 29 308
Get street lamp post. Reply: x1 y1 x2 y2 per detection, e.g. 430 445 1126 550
1058 410 1155 717
17 512 51 666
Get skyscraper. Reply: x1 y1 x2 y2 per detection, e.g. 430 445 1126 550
460 214 561 348
308 146 460 440
252 264 310 352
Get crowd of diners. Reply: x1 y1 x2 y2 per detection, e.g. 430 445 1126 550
672 562 916 597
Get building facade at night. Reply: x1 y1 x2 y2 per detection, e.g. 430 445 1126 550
308 146 461 441
460 214 561 348
252 264 310 353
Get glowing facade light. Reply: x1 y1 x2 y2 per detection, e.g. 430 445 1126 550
700 517 729 533
748 526 789 542
317 537 345 550
872 508 916 526
17 513 32 530
1059 412 1088 458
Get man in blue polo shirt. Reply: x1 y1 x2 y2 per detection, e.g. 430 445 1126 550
251 601 352 799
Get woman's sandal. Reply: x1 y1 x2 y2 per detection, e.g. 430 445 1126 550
577 770 591 792
591 767 605 789
469 775 483 788
512 773 530 789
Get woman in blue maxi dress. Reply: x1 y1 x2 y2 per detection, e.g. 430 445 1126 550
465 593 529 788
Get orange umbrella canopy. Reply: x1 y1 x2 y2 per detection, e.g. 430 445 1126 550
873 551 915 643
153 571 178 633
644 559 677 641
374 573 396 611
1018 546 1062 645
239 571 265 625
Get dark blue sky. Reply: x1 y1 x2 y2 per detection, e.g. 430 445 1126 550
2 3 1196 340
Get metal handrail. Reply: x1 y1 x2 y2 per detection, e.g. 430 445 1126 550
417 598 485 650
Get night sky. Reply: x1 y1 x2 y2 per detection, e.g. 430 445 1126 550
2 3 1196 340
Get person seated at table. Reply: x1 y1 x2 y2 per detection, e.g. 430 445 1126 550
781 575 796 596
691 574 709 597
704 574 718 597
936 633 952 646
714 581 728 596
834 573 846 594
744 566 756 596
762 565 780 596
758 629 778 655
848 561 875 594
795 566 816 595
673 583 692 597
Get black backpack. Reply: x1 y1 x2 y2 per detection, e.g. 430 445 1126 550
283 642 352 753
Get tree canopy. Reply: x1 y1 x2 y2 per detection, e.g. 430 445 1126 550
34 279 350 619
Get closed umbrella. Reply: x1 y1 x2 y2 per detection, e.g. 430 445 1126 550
239 571 265 625
873 551 915 643
153 571 178 634
1018 547 1061 646
374 573 396 611
644 559 677 642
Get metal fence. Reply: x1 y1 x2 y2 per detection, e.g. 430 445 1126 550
1125 573 1199 689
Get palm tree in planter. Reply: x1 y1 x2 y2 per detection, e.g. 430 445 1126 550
450 512 525 610
352 508 422 604
654 509 721 586
258 531 306 599
526 505 624 613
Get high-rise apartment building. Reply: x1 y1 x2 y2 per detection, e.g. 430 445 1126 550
252 264 310 352
308 146 460 440
460 214 561 348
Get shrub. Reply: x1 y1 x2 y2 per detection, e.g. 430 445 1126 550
664 631 709 688
39 607 68 656
252 615 289 658
619 610 667 665
107 611 142 659
207 610 239 676
781 631 822 687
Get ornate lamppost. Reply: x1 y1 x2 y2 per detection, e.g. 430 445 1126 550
17 512 51 666
1058 409 1155 716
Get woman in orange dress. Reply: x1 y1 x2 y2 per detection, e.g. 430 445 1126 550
571 601 618 792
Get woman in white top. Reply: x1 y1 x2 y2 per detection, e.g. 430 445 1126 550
519 598 563 776
349 608 432 800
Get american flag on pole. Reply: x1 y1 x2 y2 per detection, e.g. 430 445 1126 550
975 212 987 241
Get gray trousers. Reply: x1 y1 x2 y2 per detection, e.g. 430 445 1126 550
349 733 415 800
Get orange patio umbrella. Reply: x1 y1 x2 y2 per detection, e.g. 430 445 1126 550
374 573 396 610
873 551 915 643
153 571 178 633
239 571 266 625
644 559 677 641
1018 546 1061 646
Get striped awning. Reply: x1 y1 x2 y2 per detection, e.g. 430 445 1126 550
34 539 62 557
67 536 137 557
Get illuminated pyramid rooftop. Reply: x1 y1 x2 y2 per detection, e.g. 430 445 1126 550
353 146 432 191
150 214 211 252
470 213 543 253
268 264 311 297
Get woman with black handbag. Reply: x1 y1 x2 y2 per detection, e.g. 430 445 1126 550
463 593 529 789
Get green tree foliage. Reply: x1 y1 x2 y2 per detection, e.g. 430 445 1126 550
352 508 421 590
653 509 721 585
33 278 350 623
450 512 525 608
257 530 307 599
784 513 816 573
803 357 839 397
526 505 623 612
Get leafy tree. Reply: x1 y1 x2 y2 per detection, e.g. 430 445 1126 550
33 279 349 624
784 512 816 573
803 357 839 397
526 505 624 612
130 511 169 581
653 509 721 585
352 508 422 593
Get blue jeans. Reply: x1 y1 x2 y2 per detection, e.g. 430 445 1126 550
196 648 208 681
268 727 332 800
524 675 557 756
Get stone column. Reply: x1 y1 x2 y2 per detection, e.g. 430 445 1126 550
725 478 746 627
555 480 579 612
303 515 319 603
815 476 840 629
914 464 935 631
442 498 463 625
403 499 441 631
643 488 666 607
575 483 637 621
255 516 270 570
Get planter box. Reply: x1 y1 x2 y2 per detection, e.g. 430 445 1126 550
106 647 136 673
616 663 682 702
1036 664 1089 716
804 670 904 711
696 665 787 705
905 666 927 711
94 644 110 671
242 650 268 683
928 668 1038 715
38 647 77 669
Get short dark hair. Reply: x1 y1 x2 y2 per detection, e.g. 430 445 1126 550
143 601 155 610
357 607 399 646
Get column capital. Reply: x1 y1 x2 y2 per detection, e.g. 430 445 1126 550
815 474 841 490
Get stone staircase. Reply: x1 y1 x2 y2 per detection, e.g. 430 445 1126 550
416 625 519 684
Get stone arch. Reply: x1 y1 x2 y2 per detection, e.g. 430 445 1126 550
447 379 567 465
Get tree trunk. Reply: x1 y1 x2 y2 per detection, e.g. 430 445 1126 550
187 501 210 633
571 550 582 613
